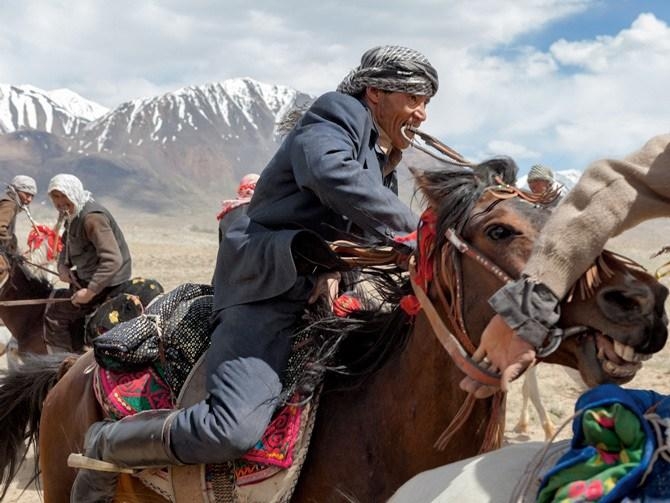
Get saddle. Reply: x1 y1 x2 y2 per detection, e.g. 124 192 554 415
85 277 165 343
91 283 328 503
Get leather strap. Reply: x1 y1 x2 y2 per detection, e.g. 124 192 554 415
445 229 513 284
409 260 501 387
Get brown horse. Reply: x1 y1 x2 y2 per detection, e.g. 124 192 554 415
0 250 164 359
0 254 53 355
1 159 667 502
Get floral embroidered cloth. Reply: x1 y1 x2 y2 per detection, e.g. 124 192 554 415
538 384 670 502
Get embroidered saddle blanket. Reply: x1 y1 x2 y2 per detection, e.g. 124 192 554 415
91 283 326 502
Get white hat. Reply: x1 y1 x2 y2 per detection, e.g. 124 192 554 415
10 175 37 195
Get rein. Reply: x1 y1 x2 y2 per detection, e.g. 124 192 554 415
0 250 64 308
19 256 60 278
0 298 70 307
408 258 501 386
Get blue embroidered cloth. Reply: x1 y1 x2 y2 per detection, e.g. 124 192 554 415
538 384 670 502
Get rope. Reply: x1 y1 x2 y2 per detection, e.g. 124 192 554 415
641 411 670 485
510 407 585 501
401 126 474 167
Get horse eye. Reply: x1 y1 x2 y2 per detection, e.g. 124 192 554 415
486 225 514 241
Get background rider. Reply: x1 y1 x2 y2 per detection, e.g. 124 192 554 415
44 174 132 353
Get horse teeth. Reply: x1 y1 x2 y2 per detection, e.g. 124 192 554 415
613 341 642 363
602 360 641 377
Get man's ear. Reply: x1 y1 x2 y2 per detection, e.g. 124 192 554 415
364 87 382 106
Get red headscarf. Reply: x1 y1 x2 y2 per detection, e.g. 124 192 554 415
216 173 260 221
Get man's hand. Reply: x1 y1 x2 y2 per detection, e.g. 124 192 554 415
307 271 341 309
71 288 96 306
459 314 536 398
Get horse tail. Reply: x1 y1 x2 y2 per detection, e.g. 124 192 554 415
0 352 76 500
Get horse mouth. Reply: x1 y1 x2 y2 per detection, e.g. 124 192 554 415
593 332 650 380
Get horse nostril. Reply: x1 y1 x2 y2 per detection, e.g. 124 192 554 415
637 321 668 354
597 283 655 324
601 290 649 314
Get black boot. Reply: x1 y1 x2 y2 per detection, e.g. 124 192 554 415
70 409 182 503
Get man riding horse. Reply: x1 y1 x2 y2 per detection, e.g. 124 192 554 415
44 174 133 353
0 175 37 254
72 45 439 501
462 134 670 397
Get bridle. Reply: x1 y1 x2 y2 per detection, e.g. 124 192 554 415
408 184 543 389
409 182 643 389
406 184 576 453
0 252 12 292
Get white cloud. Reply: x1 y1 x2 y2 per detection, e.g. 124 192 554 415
480 140 541 162
550 13 670 71
424 11 670 171
1 0 669 172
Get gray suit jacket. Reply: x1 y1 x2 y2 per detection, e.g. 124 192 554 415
213 91 417 310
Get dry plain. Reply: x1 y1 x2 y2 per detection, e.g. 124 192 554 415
2 209 670 502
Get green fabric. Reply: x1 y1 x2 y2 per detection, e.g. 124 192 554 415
537 403 645 502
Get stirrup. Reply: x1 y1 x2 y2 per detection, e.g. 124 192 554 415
67 453 137 474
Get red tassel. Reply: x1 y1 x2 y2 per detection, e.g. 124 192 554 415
399 295 421 316
333 294 363 318
394 230 417 243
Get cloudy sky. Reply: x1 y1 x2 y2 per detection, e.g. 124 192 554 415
2 0 669 173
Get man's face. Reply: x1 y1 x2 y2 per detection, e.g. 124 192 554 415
49 190 75 215
528 180 551 194
367 89 430 150
17 191 33 206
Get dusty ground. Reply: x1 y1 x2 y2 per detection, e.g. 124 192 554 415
3 212 670 502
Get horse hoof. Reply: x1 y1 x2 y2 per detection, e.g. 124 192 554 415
513 422 529 434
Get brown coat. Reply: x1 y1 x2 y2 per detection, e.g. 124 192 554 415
0 195 19 253
60 200 132 294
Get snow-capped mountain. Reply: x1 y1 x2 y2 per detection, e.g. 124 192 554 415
0 84 107 136
71 78 311 185
0 77 585 213
0 78 312 211
46 88 108 121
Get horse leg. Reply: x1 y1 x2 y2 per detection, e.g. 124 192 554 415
40 351 101 503
512 372 532 435
525 367 556 441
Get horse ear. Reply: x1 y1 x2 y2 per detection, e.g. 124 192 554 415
473 157 518 186
409 166 440 210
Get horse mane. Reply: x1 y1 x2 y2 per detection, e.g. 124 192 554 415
412 157 518 247
13 262 54 297
286 157 520 398
284 267 413 400
0 249 54 298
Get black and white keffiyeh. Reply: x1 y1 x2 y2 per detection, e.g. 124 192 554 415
337 45 439 97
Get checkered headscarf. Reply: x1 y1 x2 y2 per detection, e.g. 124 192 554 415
528 164 555 183
337 45 439 97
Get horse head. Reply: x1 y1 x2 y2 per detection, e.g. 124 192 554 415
413 157 668 388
